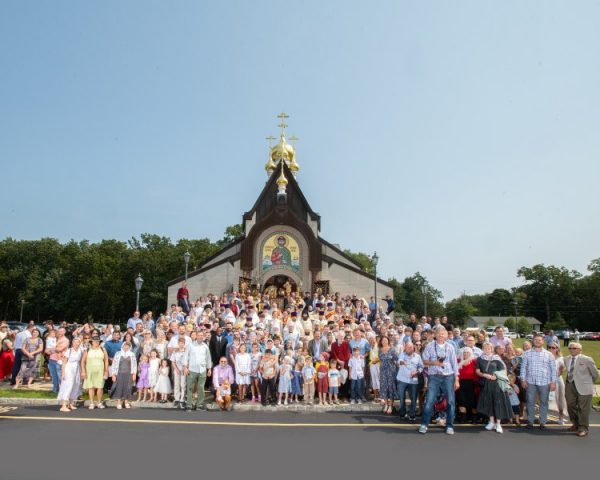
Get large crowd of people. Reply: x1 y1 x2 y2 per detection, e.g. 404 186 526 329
1 285 597 437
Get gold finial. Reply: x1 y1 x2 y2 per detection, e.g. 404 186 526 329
276 158 288 187
266 135 276 147
289 135 299 146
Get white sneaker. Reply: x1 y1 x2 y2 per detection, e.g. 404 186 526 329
446 427 455 435
358 400 363 404
558 419 565 425
485 422 495 431
418 425 428 434
284 400 288 405
350 400 356 405
495 424 503 434
277 401 282 406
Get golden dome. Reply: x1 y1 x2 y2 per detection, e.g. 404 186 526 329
270 134 295 165
288 155 300 172
276 161 288 186
265 154 277 173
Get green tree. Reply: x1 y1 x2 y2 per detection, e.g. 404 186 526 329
216 224 244 248
445 295 477 327
487 288 513 316
391 273 444 317
504 317 516 331
485 318 497 328
343 250 375 274
517 264 581 324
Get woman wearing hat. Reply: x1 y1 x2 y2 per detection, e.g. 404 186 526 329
81 337 109 409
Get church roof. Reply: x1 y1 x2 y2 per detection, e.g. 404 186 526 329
243 160 321 231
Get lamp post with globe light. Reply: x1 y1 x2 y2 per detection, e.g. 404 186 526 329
135 274 144 311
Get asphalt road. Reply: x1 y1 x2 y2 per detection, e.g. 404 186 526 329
1 405 598 480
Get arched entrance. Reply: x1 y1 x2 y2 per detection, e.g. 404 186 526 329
263 274 297 300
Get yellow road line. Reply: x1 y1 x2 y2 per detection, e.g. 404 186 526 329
0 415 598 428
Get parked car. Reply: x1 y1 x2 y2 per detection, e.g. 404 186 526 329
589 332 600 341
507 331 519 339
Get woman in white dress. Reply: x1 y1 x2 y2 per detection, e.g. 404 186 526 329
234 343 251 402
57 337 83 412
549 343 567 424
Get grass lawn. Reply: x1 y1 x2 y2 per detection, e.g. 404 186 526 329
512 339 600 366
0 388 57 399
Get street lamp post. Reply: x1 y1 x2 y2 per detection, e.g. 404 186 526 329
372 251 379 311
19 299 25 323
513 299 518 333
183 251 191 280
135 273 144 311
421 283 428 317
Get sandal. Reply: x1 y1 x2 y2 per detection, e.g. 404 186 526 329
60 406 70 412
69 404 77 410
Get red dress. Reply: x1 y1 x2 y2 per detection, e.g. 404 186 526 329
0 349 14 380
316 363 329 393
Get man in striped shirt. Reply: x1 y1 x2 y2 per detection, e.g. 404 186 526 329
520 333 557 429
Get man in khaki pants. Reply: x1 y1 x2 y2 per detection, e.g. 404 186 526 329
564 342 599 437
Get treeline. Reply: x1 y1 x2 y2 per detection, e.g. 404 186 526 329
0 226 243 324
1 229 598 330
387 262 600 331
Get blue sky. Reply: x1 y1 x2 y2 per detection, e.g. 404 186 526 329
1 1 599 300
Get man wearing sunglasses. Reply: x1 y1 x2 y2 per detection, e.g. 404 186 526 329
564 342 599 437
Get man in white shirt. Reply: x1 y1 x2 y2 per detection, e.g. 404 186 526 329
183 331 212 411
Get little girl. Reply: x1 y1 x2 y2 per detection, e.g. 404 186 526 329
328 359 341 405
277 356 292 406
148 350 160 402
250 343 262 403
507 374 521 425
316 352 329 405
302 356 316 405
136 354 150 402
290 354 304 403
234 343 251 403
153 358 172 403
217 379 232 411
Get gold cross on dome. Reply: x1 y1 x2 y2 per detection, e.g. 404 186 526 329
266 135 276 147
289 135 299 147
277 112 289 134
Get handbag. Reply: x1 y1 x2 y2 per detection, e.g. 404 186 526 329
434 394 447 412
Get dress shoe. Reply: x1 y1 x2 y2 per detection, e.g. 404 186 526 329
577 430 588 437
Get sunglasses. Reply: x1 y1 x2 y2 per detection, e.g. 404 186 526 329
568 347 580 350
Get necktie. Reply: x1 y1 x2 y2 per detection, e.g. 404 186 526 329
568 356 576 382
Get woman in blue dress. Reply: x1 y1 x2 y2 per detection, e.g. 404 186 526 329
378 336 398 414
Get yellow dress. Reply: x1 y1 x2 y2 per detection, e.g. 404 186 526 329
83 347 105 389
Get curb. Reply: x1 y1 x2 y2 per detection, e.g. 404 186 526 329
0 397 385 413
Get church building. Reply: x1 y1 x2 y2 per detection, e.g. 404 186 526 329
167 114 393 305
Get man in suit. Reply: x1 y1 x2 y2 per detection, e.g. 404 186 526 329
564 342 599 437
209 326 228 367
308 329 329 359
